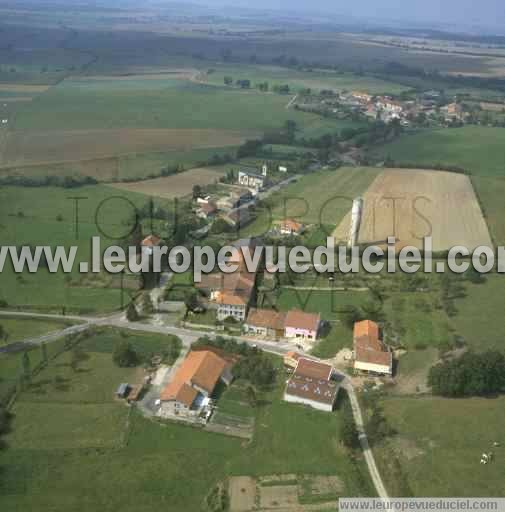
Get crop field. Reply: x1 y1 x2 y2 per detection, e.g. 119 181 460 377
373 127 505 177
2 128 250 167
471 175 505 246
377 396 505 497
0 345 372 511
110 166 227 199
333 169 492 251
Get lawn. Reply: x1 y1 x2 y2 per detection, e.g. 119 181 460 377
0 184 163 313
372 126 505 177
472 175 505 246
0 342 373 511
376 396 505 497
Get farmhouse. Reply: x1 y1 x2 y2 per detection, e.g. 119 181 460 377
284 310 321 341
238 169 266 192
244 308 286 338
141 234 162 256
353 320 393 376
284 358 339 412
159 350 234 419
196 238 261 321
278 219 304 236
224 206 254 229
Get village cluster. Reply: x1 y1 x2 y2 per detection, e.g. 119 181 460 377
119 236 394 427
297 89 468 125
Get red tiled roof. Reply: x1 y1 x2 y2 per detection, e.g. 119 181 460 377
353 320 392 370
285 310 321 332
285 373 338 406
160 350 231 405
141 234 161 247
246 308 286 330
295 358 333 381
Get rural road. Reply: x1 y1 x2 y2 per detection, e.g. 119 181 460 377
0 308 389 498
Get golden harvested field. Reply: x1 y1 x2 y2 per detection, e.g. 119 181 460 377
2 128 253 166
110 166 226 198
333 169 492 251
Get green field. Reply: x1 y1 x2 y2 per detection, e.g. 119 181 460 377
203 63 411 95
383 292 452 351
0 333 372 511
11 77 339 134
0 316 77 344
472 175 505 245
0 184 154 313
377 396 505 496
452 274 505 351
373 127 505 177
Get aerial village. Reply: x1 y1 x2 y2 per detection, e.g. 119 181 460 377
295 89 473 126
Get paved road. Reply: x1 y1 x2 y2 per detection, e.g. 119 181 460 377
0 308 388 498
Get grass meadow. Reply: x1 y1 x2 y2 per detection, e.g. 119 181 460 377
373 126 505 177
0 184 159 313
376 396 505 497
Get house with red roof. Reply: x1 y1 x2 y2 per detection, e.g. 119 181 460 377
283 357 340 412
284 310 321 341
353 320 393 376
158 350 234 419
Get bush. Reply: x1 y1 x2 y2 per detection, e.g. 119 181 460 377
113 340 139 367
428 350 505 397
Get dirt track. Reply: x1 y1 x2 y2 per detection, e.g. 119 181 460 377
333 169 493 251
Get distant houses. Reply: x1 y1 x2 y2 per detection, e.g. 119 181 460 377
238 169 267 192
283 357 340 412
158 349 235 419
353 320 393 376
278 219 304 236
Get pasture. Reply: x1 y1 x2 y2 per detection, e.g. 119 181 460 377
377 396 505 497
0 184 154 313
0 337 372 511
0 316 77 345
10 77 335 133
333 169 492 251
372 127 505 178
